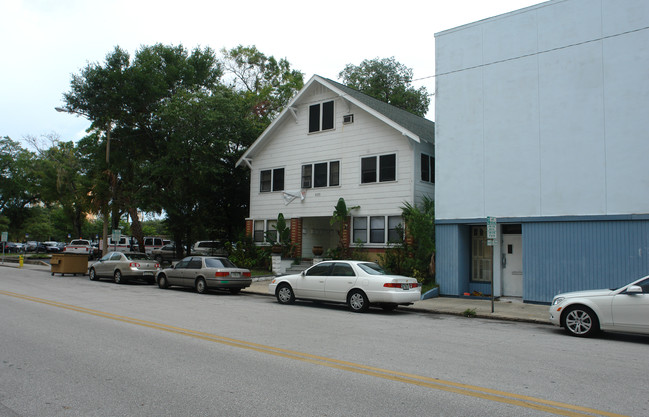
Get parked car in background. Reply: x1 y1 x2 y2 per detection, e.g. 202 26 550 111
1 242 18 253
156 256 251 294
143 237 164 255
104 237 135 253
192 240 226 256
43 241 62 253
25 241 38 252
549 275 649 337
269 260 421 313
64 239 94 259
89 252 160 284
151 244 179 263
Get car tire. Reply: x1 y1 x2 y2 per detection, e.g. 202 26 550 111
276 284 295 305
347 289 370 313
157 274 169 289
196 278 208 294
229 288 242 295
114 270 128 284
89 268 99 281
563 305 600 337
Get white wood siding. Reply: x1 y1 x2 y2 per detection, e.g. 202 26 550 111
248 91 429 220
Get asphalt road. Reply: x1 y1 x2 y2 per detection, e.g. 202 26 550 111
1 266 647 417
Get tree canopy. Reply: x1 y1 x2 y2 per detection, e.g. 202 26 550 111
338 57 430 117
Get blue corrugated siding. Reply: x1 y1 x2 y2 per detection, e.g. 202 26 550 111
524 220 649 303
436 224 470 296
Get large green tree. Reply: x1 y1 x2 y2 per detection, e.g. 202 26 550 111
220 45 304 121
62 44 224 251
0 137 40 239
338 57 430 117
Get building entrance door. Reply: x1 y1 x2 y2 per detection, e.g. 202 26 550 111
502 234 523 297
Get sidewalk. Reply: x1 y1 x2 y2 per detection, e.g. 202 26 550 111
1 261 550 325
247 277 550 324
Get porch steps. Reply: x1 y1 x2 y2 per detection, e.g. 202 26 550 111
284 261 312 275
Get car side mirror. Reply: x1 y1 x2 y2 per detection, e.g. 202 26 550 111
301 271 306 277
626 285 643 294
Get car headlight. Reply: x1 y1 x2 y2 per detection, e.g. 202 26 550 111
552 297 565 306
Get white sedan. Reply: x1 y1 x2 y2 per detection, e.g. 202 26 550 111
549 275 649 337
269 260 421 312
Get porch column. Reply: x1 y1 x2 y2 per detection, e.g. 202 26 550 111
245 219 253 238
290 217 302 258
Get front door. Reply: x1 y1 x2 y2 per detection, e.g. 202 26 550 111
502 234 523 297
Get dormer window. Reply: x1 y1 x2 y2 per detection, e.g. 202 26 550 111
309 100 334 133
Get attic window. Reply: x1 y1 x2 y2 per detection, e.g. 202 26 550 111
343 114 354 124
309 100 334 133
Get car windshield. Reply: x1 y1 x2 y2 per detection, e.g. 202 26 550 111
205 257 236 268
126 253 150 260
357 262 386 275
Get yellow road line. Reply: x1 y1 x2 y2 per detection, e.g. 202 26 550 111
0 290 628 417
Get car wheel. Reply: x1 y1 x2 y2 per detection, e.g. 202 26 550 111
114 270 128 284
229 288 242 295
89 268 99 281
347 289 369 313
276 284 295 304
563 305 599 337
196 278 208 294
157 274 169 289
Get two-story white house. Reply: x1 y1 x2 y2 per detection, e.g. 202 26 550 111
236 75 435 259
434 0 649 303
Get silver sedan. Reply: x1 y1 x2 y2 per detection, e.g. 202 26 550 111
156 256 252 294
89 252 160 284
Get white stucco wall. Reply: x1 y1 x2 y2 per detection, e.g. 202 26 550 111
434 0 649 220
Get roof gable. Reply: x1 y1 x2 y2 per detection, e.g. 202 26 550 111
236 75 434 168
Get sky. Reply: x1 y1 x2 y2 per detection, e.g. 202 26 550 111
1 0 541 147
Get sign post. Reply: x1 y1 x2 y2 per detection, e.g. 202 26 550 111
112 229 121 252
1 231 7 264
487 217 497 313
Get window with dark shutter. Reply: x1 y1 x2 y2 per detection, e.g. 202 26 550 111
379 154 396 182
361 157 377 183
309 104 320 133
272 168 284 191
322 101 334 130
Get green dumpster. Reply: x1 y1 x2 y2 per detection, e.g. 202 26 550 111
50 253 88 276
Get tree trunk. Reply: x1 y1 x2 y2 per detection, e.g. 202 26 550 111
128 206 145 253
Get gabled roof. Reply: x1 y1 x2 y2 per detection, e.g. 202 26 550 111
236 75 434 168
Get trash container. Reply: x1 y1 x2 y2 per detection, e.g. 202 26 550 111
50 253 88 276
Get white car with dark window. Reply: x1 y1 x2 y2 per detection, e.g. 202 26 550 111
156 256 251 294
269 260 421 313
89 252 160 284
64 239 94 259
549 275 649 337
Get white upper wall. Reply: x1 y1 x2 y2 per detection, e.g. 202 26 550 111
434 0 649 220
247 85 434 220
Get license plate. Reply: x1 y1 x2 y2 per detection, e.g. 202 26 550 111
230 272 240 277
401 283 410 290
143 272 153 276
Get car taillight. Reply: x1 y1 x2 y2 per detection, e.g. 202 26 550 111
129 262 140 268
215 272 230 277
243 272 251 277
383 283 419 288
155 263 160 268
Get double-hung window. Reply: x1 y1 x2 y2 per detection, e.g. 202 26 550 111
352 215 403 244
361 153 396 184
421 153 435 183
260 168 285 192
309 100 334 133
302 161 340 188
253 219 289 243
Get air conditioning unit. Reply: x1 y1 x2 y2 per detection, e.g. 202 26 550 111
343 114 354 124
